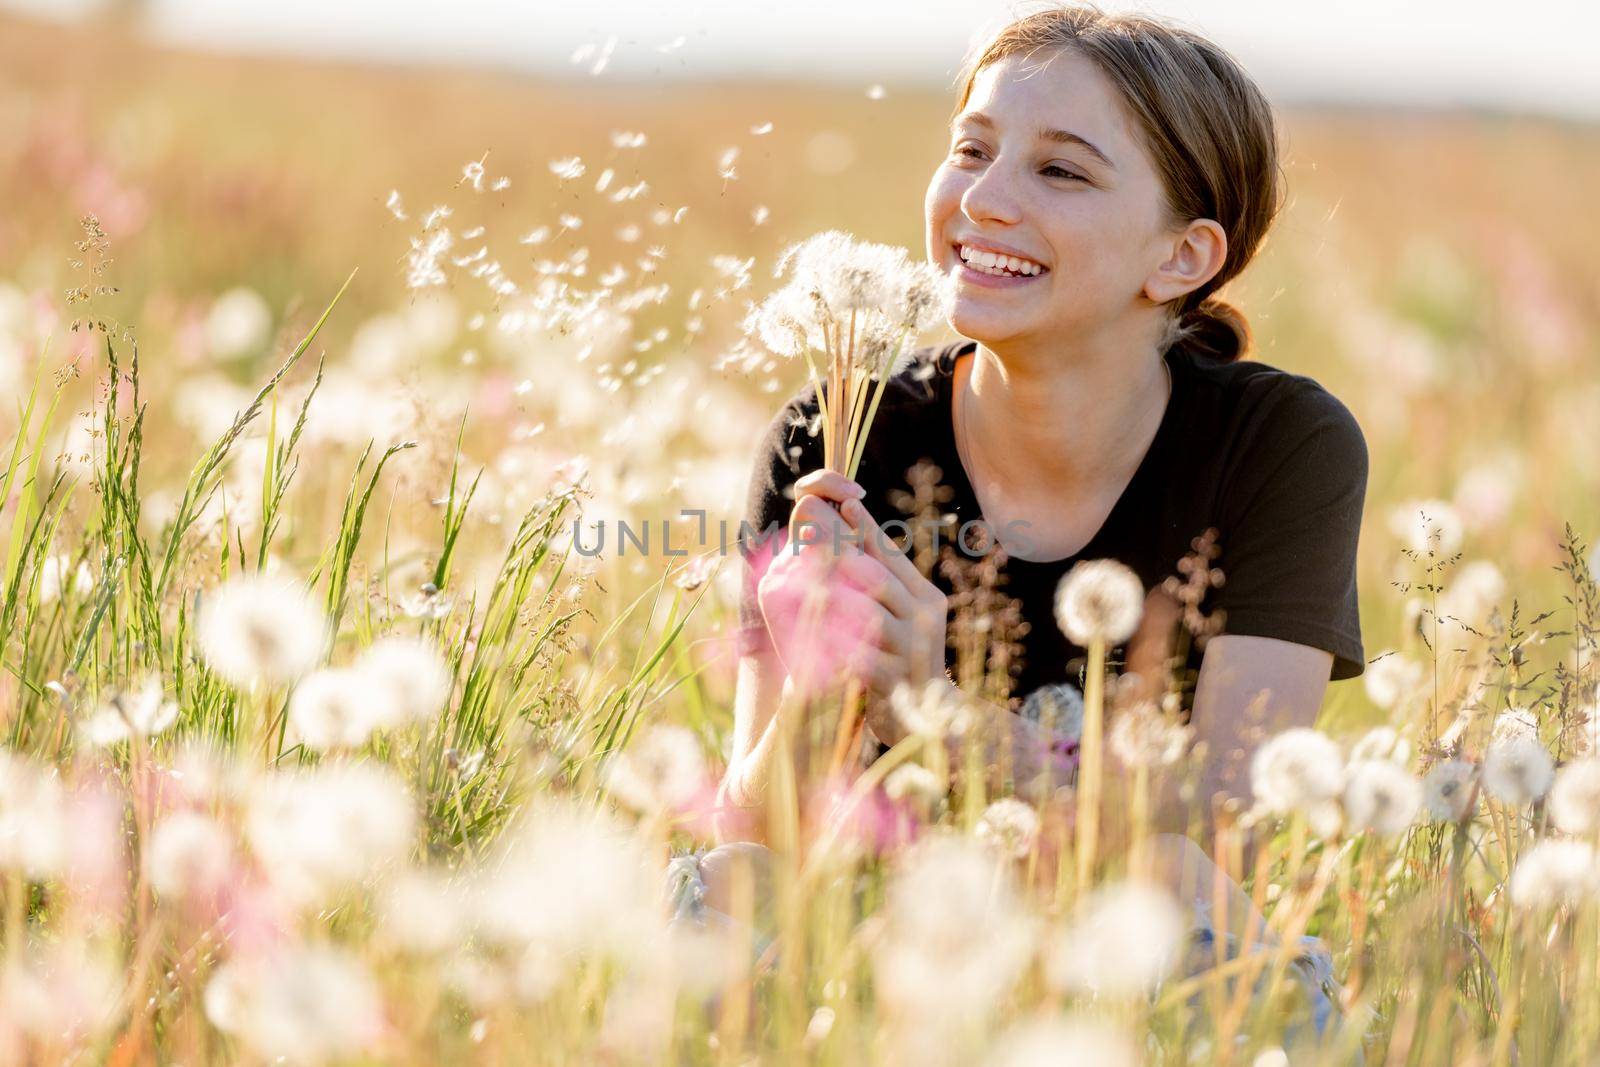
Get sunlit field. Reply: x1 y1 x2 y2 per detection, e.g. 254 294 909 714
3 10 1600 1065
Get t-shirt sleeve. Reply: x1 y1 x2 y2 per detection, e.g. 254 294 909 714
735 394 825 656
1210 381 1369 680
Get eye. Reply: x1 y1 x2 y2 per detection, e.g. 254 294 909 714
952 145 1085 182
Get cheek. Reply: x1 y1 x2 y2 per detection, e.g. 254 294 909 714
925 167 967 227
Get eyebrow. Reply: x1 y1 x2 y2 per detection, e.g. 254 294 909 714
952 111 1116 170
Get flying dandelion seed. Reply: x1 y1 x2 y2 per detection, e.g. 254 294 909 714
655 34 686 53
558 214 583 232
752 121 774 135
752 205 770 226
866 84 887 100
490 177 510 191
550 156 586 181
718 147 740 182
518 226 551 246
610 130 647 149
421 205 452 230
383 190 407 220
460 159 486 192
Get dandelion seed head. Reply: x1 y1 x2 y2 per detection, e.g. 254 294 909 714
82 675 178 747
890 679 974 740
1349 725 1410 764
1482 733 1555 806
875 832 1035 1019
1342 759 1422 836
1250 728 1344 818
994 1017 1141 1067
602 723 707 815
1054 558 1144 646
1388 497 1464 556
146 811 233 901
288 668 377 752
1422 758 1477 821
1047 880 1187 997
204 287 272 362
357 635 452 727
975 798 1040 859
245 763 415 907
1109 700 1190 768
1363 653 1425 711
883 763 945 803
197 574 328 690
1550 757 1600 835
1510 838 1600 910
212 947 385 1064
37 553 94 604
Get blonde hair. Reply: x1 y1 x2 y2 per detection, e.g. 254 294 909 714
953 3 1286 363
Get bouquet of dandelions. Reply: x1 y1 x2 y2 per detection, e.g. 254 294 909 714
742 231 955 779
745 230 954 479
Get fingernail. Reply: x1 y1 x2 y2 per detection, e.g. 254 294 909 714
847 481 865 497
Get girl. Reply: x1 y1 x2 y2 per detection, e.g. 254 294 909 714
689 4 1369 1047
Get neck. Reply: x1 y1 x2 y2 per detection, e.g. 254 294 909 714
958 324 1171 505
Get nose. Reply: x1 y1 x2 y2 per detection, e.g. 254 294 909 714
958 154 1023 227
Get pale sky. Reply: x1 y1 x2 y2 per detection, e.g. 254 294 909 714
11 0 1600 119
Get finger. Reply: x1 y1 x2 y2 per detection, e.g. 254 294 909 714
833 549 917 619
840 496 928 594
793 469 866 506
789 493 849 548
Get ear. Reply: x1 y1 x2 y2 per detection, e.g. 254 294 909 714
1142 219 1228 305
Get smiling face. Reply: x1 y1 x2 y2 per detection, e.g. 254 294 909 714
924 48 1189 350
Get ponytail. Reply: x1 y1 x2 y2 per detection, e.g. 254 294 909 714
1161 294 1253 364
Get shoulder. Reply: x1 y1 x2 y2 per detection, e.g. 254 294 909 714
1179 352 1367 474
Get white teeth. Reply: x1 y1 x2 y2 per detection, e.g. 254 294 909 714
958 244 1043 277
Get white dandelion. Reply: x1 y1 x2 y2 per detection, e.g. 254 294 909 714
355 635 452 727
1509 839 1600 910
288 668 378 752
883 763 946 804
212 946 385 1065
1482 733 1555 806
601 723 707 815
145 811 234 901
1054 559 1145 646
1422 759 1477 821
975 798 1040 859
993 1017 1141 1067
1349 725 1410 764
1250 728 1345 819
1491 706 1539 742
874 833 1036 1020
1388 498 1464 556
1108 700 1191 768
198 574 328 689
1363 653 1425 712
1550 758 1600 835
890 679 974 741
37 553 95 604
0 749 67 878
204 287 272 362
1342 759 1422 836
1047 879 1188 997
81 675 179 747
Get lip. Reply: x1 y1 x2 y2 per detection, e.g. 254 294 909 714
950 242 1048 288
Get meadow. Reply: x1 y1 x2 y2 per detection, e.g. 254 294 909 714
2 10 1600 1065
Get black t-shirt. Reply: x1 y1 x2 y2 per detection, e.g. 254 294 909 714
736 338 1368 718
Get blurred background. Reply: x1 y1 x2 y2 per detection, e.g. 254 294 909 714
2 0 1597 725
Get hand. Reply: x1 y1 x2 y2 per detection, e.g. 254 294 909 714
756 470 950 707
